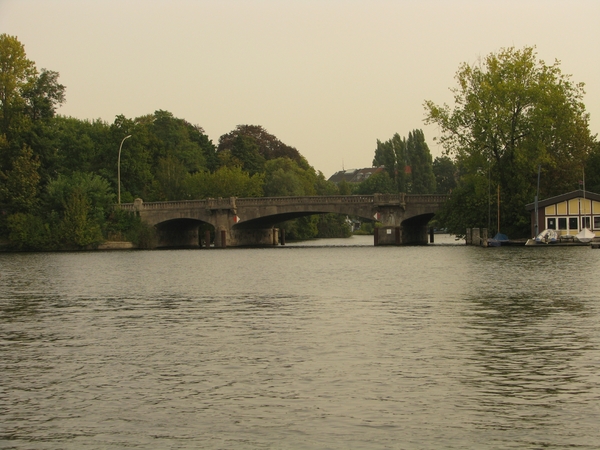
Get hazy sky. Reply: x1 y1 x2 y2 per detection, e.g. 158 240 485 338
2 0 599 177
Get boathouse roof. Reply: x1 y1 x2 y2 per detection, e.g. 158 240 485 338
525 190 600 210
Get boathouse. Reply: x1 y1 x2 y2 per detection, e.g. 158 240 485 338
525 190 600 237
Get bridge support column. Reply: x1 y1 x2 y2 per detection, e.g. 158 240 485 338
375 226 402 245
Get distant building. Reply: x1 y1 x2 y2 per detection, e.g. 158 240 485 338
525 189 600 236
328 167 385 184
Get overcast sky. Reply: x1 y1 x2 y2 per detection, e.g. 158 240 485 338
1 0 599 177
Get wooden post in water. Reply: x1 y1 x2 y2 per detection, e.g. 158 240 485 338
429 227 434 243
220 230 227 248
374 228 379 246
280 228 285 245
395 227 401 245
205 230 211 248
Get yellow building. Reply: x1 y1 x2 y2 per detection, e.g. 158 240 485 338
526 190 600 237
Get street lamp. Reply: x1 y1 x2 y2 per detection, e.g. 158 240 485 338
117 134 132 204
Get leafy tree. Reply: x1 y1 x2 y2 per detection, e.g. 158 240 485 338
355 171 396 195
432 155 457 194
425 46 595 236
23 69 65 121
263 158 317 197
186 166 264 199
373 133 407 192
280 215 319 240
0 34 65 174
6 212 55 250
0 34 37 141
228 135 265 175
316 213 351 238
406 129 436 194
218 124 305 167
152 156 190 201
59 189 103 248
0 145 40 214
337 179 354 195
41 172 111 249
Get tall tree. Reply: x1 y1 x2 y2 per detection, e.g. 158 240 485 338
432 155 457 194
0 34 36 139
218 125 305 168
425 46 595 236
406 129 436 194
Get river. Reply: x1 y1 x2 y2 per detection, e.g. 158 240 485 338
1 235 599 449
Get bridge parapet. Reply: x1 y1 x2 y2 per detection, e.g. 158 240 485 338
236 195 380 207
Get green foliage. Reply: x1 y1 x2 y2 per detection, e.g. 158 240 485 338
337 179 354 195
432 156 457 194
355 171 396 195
152 156 190 201
316 213 352 238
263 158 318 196
406 130 436 194
46 172 114 222
218 124 305 167
585 142 600 194
59 189 103 248
6 212 56 250
425 46 595 237
186 165 264 199
372 130 436 193
0 146 41 213
434 174 490 236
0 33 37 141
280 215 319 241
373 133 407 192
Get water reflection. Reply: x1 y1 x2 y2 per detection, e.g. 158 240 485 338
459 247 598 446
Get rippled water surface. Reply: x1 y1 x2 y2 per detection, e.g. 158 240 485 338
1 235 600 449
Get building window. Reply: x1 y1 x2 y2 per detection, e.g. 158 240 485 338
582 216 591 229
594 216 600 230
569 217 578 230
547 218 556 230
558 218 567 230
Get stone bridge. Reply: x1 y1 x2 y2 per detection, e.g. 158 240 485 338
119 194 448 247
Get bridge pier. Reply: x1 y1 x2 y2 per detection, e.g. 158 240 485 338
374 224 431 246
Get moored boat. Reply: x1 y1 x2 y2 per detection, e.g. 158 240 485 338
575 227 595 243
534 229 558 244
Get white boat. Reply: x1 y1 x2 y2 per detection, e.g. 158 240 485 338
575 228 595 243
534 229 558 244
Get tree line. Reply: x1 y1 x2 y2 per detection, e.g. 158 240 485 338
3 34 438 250
6 35 588 248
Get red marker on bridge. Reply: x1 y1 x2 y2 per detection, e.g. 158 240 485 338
373 212 381 221
233 215 241 223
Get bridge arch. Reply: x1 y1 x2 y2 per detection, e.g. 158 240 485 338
154 218 214 248
120 194 447 247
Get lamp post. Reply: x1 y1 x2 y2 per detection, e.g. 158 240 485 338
117 134 132 204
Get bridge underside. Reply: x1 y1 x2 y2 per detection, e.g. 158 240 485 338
152 211 437 248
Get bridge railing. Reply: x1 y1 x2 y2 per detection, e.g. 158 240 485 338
236 195 382 206
118 194 447 211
